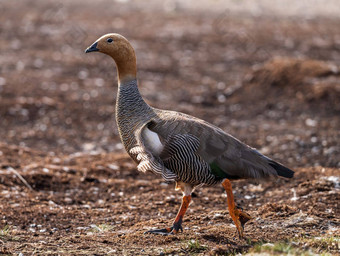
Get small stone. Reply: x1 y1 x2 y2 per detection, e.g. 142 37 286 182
305 118 317 127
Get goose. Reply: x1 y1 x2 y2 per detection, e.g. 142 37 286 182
85 33 294 237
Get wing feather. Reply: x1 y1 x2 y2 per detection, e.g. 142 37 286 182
129 123 177 182
159 134 217 185
151 110 294 179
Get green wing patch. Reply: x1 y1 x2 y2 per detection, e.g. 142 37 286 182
209 162 241 180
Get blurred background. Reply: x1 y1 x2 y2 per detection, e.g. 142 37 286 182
0 0 339 166
1 1 340 254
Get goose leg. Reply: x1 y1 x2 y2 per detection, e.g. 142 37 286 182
145 195 191 235
222 179 251 238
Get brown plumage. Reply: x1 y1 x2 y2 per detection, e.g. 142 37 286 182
85 33 294 238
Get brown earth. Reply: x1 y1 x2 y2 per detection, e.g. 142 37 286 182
0 0 339 255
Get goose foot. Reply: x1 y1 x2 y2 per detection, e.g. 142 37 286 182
145 194 191 236
144 222 183 235
234 207 252 238
222 179 252 238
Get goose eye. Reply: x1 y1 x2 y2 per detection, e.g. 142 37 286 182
107 38 113 43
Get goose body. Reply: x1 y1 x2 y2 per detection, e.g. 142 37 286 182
85 33 294 237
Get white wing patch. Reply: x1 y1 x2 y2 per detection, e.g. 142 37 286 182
142 127 164 155
129 124 177 182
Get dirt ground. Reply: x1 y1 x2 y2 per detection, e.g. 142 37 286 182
0 0 339 255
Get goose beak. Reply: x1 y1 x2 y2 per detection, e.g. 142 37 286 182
85 42 99 53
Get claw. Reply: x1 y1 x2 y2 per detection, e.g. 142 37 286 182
144 225 182 236
173 220 183 233
234 208 252 238
144 227 173 236
146 194 191 236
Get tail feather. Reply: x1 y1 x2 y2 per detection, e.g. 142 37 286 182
268 160 294 178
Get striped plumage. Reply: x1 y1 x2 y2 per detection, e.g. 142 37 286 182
117 80 293 185
116 80 219 185
160 134 218 185
85 33 294 238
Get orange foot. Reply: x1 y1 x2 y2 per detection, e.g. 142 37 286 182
222 179 252 238
233 206 252 238
145 195 191 236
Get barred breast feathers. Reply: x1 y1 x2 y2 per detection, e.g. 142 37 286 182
115 79 156 152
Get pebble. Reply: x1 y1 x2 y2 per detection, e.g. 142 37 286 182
64 197 73 203
107 164 119 170
305 118 317 127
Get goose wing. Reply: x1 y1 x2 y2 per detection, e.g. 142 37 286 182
129 123 177 182
151 110 294 179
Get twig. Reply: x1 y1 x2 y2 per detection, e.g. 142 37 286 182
7 167 34 191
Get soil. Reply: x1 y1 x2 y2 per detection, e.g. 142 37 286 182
0 0 339 255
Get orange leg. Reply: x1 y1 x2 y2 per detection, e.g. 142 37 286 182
172 195 191 233
145 195 191 235
222 179 251 238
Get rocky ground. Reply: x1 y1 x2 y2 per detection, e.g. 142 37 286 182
0 0 339 255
